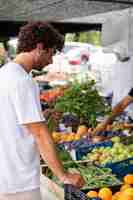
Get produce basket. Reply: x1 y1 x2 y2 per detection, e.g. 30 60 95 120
64 184 125 200
75 136 133 179
104 157 133 179
64 184 97 200
75 140 113 160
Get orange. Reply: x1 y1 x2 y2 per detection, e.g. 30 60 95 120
98 187 112 200
118 188 133 200
124 174 133 185
118 194 132 200
112 192 121 200
123 188 133 196
86 190 98 198
118 194 133 200
120 184 131 191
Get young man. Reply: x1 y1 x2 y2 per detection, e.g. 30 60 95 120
94 88 133 133
0 22 85 200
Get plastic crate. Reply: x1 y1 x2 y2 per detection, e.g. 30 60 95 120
64 184 101 200
104 157 133 179
75 139 133 179
75 140 113 160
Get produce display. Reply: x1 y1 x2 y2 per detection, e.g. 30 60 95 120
52 131 82 143
111 121 133 131
56 146 73 162
64 184 102 200
82 137 133 165
73 164 121 190
52 124 115 144
40 86 67 103
54 80 110 127
38 77 133 199
96 130 127 138
52 127 130 153
52 125 90 143
43 160 133 200
86 174 133 200
47 162 121 190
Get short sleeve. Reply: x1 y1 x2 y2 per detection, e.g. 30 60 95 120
128 88 133 97
10 79 45 124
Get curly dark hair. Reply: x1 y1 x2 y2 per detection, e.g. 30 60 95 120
17 21 64 54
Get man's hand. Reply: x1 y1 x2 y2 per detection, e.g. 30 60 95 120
60 172 85 189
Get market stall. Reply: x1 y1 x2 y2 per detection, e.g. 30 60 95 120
1 2 133 200
38 77 133 200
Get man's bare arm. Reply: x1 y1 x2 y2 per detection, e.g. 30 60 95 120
93 95 133 134
24 122 85 188
105 95 133 124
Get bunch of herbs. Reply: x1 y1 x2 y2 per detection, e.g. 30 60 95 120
55 80 110 128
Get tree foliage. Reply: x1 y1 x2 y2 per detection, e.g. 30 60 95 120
66 31 101 46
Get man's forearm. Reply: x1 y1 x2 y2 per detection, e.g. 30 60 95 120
105 96 132 125
25 121 85 188
37 124 66 179
26 122 66 180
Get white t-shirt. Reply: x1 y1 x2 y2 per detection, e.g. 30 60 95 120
0 62 45 193
110 58 133 116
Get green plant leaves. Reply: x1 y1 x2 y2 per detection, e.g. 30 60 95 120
55 80 110 127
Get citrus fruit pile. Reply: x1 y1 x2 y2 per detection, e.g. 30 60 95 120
86 174 133 200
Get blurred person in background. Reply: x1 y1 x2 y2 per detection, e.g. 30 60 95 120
93 88 133 133
109 53 133 118
93 48 133 134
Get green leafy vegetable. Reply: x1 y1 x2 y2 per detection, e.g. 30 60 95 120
55 80 110 127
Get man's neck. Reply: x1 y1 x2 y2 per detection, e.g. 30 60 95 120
13 52 34 73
